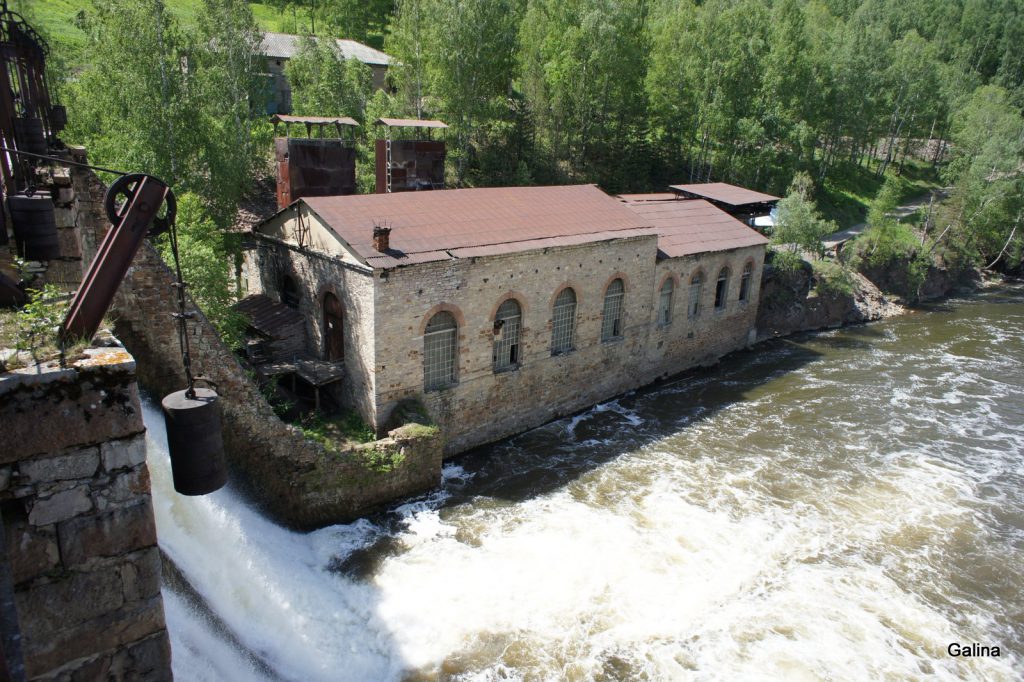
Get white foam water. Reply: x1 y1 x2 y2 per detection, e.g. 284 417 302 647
150 287 1024 681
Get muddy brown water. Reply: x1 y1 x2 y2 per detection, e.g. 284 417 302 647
148 283 1024 681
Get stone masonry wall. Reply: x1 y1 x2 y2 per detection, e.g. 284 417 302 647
373 236 765 454
644 246 764 378
0 341 172 681
241 235 377 424
69 156 441 530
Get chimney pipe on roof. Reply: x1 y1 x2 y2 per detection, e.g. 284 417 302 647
372 225 391 252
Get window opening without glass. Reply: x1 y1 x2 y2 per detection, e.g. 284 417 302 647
601 279 625 341
493 299 522 371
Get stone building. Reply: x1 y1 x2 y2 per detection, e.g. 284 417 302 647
242 184 768 454
260 32 391 114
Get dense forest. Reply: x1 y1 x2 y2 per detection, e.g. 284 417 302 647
20 0 1024 325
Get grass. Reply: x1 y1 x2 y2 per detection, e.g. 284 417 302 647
299 409 377 452
21 0 386 68
819 159 942 231
0 306 93 372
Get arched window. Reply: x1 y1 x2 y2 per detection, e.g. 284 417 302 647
493 299 522 372
658 278 674 327
601 279 625 341
688 272 703 319
739 262 753 302
424 311 457 391
715 267 730 309
281 275 300 308
323 292 344 361
551 288 577 355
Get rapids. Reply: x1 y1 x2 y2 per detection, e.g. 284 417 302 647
147 284 1024 681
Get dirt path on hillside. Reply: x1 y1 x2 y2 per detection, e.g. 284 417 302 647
822 188 949 251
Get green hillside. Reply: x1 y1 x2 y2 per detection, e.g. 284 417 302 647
19 0 302 59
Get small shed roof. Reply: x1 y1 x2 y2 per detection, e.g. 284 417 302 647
621 198 769 259
234 294 304 338
374 118 449 129
669 182 780 207
260 32 391 66
270 114 359 126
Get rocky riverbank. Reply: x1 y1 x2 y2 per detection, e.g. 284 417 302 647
756 254 980 341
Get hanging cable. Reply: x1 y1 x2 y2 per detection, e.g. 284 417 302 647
0 146 130 177
165 214 197 399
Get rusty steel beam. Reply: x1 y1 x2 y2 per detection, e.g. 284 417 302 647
60 176 169 343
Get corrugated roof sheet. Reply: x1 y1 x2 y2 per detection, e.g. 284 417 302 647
260 32 391 65
271 114 359 126
234 294 305 338
374 118 449 129
622 199 769 259
669 182 780 206
301 185 653 266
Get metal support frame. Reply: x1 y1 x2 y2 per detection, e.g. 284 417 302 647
60 176 170 343
0 2 59 195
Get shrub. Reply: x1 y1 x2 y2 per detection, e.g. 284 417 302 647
811 260 855 297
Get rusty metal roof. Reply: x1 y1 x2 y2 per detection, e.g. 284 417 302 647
301 185 653 267
668 182 780 207
234 294 305 338
374 118 449 129
271 114 359 126
622 199 768 259
260 32 391 65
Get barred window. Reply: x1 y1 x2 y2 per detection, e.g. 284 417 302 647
739 262 753 302
688 272 703 319
424 311 457 391
493 299 522 372
551 288 577 355
658 278 674 327
715 267 730 309
601 279 625 341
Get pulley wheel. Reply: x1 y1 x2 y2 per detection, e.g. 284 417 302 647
104 173 177 237
162 387 228 496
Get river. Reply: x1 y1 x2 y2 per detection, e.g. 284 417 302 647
145 283 1024 681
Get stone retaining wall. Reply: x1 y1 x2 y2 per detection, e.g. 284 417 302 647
0 341 171 681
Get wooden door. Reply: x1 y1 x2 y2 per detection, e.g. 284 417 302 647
323 293 344 361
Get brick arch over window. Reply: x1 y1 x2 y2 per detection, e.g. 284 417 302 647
549 281 584 310
600 272 631 299
487 291 530 321
738 258 757 302
418 303 466 335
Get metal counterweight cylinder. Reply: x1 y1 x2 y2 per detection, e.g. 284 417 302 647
12 117 46 156
161 387 228 496
7 194 59 261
